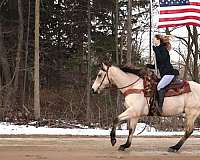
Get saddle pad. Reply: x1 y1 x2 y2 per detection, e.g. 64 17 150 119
164 80 191 97
143 79 191 97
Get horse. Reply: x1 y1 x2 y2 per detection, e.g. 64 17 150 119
91 63 200 152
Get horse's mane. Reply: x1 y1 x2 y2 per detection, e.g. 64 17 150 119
119 65 147 78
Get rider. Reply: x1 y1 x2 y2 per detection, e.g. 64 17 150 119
146 34 179 114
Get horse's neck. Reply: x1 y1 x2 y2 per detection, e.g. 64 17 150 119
109 66 143 92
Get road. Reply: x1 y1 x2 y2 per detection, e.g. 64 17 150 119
0 136 200 160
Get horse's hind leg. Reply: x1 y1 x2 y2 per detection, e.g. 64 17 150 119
168 113 199 152
118 118 138 151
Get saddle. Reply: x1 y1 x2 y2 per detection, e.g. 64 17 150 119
143 71 191 98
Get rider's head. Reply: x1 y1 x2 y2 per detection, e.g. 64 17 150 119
154 34 172 51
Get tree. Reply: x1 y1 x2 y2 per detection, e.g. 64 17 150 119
127 0 132 64
34 0 40 120
187 26 199 82
13 0 24 107
86 0 92 123
171 26 199 82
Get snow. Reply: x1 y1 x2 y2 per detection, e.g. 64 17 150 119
0 122 200 136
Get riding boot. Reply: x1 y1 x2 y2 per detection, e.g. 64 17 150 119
157 88 165 114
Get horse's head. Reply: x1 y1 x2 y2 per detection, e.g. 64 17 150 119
91 63 111 94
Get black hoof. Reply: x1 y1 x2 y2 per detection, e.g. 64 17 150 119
118 145 126 151
111 138 116 146
168 146 179 153
110 130 116 146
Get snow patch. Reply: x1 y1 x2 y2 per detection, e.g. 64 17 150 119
0 122 200 136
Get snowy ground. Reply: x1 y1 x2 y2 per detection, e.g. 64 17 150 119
0 122 200 136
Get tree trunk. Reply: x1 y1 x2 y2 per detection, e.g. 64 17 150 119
120 20 128 64
13 0 24 108
115 0 119 65
86 0 92 123
22 0 30 106
127 0 132 64
115 0 121 116
0 23 11 86
183 32 191 79
186 26 199 82
192 26 199 82
34 0 41 120
0 21 13 109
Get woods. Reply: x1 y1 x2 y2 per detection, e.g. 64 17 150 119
0 0 199 130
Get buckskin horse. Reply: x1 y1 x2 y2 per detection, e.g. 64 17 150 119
91 63 200 152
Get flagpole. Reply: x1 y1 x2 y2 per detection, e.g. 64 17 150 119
150 0 158 76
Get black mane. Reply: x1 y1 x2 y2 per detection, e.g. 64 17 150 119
119 65 147 77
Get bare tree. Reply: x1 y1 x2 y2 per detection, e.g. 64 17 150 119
187 26 199 82
34 0 41 120
115 0 119 65
0 22 12 107
169 26 199 81
22 0 31 107
86 0 92 123
115 0 122 116
127 0 132 64
13 0 24 107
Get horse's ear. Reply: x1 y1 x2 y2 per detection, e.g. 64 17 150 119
102 63 107 71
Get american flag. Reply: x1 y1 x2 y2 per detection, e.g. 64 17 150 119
158 0 200 28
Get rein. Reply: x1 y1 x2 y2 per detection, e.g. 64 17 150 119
117 77 141 89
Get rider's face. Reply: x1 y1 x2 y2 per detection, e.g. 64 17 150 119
153 37 161 46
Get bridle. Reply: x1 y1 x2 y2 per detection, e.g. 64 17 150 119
96 66 111 92
96 66 141 91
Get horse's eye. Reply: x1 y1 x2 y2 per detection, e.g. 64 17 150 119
98 74 102 78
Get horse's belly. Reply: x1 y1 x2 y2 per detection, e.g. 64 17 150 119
163 96 185 116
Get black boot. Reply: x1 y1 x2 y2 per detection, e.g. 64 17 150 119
157 89 165 114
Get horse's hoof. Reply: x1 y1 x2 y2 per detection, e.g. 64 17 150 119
118 145 126 151
168 146 178 153
111 138 116 146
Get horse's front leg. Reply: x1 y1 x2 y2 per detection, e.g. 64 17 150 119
110 108 138 148
118 118 138 151
110 118 122 146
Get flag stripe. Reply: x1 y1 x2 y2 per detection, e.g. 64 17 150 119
159 12 200 18
190 2 200 6
159 15 200 22
158 22 200 28
159 18 200 24
160 5 200 11
160 8 200 14
190 0 200 2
